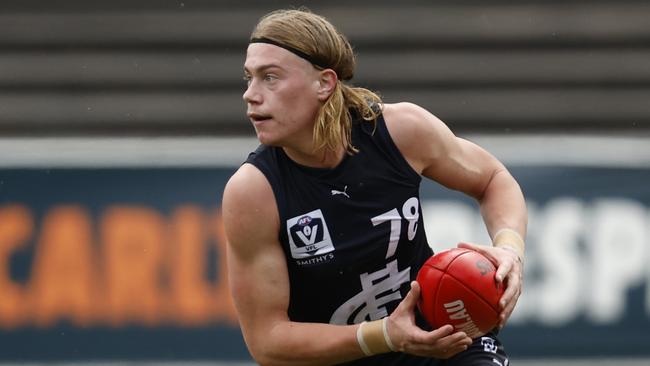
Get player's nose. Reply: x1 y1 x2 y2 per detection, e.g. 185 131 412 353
243 80 261 104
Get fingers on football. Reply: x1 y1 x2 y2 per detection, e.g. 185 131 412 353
409 280 421 296
408 326 472 358
458 242 499 266
494 259 513 283
498 272 522 327
398 281 420 312
457 242 479 251
499 266 522 306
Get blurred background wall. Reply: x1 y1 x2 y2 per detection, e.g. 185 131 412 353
1 0 649 364
2 0 650 136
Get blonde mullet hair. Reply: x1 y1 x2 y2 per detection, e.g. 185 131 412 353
251 8 383 155
314 81 382 154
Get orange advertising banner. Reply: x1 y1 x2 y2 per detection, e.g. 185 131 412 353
0 168 250 361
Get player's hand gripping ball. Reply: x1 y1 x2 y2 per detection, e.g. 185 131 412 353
416 248 504 338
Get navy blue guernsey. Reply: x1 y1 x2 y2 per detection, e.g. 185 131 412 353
245 111 438 365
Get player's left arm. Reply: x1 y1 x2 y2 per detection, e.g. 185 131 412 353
383 102 528 328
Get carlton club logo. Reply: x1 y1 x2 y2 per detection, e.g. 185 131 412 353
286 209 335 261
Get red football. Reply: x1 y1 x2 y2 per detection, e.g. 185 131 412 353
416 248 504 338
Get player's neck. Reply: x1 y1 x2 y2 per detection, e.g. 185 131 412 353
282 144 346 169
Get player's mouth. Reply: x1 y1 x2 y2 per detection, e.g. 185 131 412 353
248 112 273 123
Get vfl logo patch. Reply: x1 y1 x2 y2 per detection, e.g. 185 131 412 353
286 209 334 259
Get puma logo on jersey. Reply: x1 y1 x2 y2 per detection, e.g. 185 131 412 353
331 185 350 198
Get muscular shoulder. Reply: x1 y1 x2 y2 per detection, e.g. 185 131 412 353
222 163 279 257
381 102 457 174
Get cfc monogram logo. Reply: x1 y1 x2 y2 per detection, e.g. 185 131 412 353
286 209 335 265
329 260 410 324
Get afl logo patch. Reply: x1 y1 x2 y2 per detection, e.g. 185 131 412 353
286 209 334 259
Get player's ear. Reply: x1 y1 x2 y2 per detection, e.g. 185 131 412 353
317 69 338 101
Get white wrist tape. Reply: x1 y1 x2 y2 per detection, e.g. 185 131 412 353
356 318 395 356
493 228 525 261
356 322 372 356
382 317 397 352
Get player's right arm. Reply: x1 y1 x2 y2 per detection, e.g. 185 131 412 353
222 163 471 365
223 163 363 365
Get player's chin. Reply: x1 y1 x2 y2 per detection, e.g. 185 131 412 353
255 131 281 146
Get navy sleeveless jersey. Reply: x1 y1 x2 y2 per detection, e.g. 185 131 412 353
245 112 437 365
